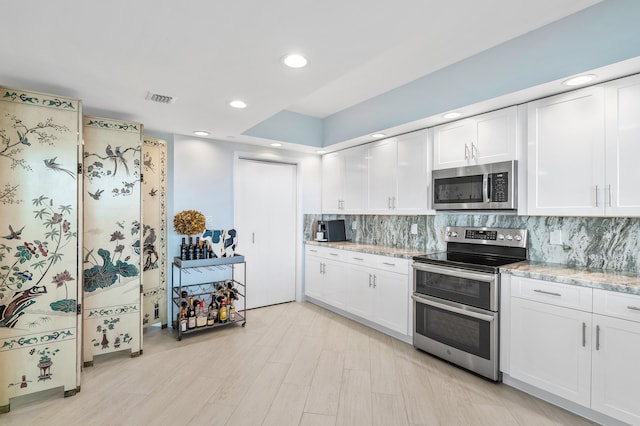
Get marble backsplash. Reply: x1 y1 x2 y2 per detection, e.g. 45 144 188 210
304 214 640 273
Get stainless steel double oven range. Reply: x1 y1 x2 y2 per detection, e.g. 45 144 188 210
412 226 528 381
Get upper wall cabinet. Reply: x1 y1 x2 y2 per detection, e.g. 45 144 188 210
322 145 367 213
368 129 431 214
604 74 640 216
433 106 518 170
527 74 640 217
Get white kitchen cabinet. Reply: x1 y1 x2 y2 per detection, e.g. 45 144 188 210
527 86 606 216
321 146 367 213
433 106 517 170
591 290 640 425
510 296 592 406
322 129 430 214
604 73 640 216
305 244 410 339
304 246 348 309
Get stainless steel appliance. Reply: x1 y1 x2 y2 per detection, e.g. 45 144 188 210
432 160 517 211
412 226 527 381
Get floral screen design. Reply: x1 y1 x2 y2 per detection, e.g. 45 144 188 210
82 116 142 365
142 137 167 328
0 87 81 411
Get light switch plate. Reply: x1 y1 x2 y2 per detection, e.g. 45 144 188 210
411 224 418 235
550 230 562 245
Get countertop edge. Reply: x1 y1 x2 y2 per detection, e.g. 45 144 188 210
305 240 430 259
501 261 640 295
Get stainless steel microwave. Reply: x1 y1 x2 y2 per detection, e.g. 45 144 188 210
432 160 517 211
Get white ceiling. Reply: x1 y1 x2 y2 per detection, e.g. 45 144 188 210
0 0 601 145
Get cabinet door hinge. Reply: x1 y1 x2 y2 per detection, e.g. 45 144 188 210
76 303 82 315
77 163 83 174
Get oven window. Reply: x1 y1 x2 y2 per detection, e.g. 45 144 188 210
415 301 491 360
434 175 483 204
414 270 492 310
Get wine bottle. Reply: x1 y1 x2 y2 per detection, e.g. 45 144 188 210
187 237 194 260
230 302 236 321
180 237 187 260
188 297 196 329
195 237 201 259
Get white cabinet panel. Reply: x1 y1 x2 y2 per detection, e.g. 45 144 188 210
321 147 367 213
373 269 409 335
527 86 606 216
433 106 517 170
396 129 430 213
591 313 640 425
510 297 592 406
321 152 344 213
304 255 324 300
605 74 640 216
347 264 374 320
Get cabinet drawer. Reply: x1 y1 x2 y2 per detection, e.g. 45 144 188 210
374 256 409 274
593 289 640 323
346 251 379 266
305 245 344 260
511 277 592 312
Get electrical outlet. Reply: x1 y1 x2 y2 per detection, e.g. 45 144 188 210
410 224 418 235
352 220 357 231
550 230 563 245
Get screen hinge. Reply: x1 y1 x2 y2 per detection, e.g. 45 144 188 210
140 173 144 183
76 303 82 315
77 163 82 174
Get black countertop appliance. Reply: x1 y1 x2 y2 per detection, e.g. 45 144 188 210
325 219 347 242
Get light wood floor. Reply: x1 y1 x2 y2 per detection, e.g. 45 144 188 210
3 301 595 425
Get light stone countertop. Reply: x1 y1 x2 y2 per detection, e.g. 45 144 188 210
501 261 640 295
305 240 430 259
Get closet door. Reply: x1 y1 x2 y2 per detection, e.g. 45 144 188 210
0 87 82 412
82 117 142 366
141 137 167 328
235 159 297 309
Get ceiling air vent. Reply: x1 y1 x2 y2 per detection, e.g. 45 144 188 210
145 91 176 104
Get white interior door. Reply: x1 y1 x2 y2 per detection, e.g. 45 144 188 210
235 159 297 309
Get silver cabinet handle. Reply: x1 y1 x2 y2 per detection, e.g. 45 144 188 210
368 273 372 287
309 249 318 253
392 196 396 209
319 263 323 274
353 257 364 261
596 325 600 350
412 293 496 322
608 184 612 207
534 289 562 297
582 322 586 347
471 142 477 159
464 144 469 160
329 253 339 256
627 306 640 312
252 232 255 243
595 185 599 207
382 262 396 266
373 274 377 288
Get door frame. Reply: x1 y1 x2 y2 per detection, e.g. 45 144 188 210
233 152 303 304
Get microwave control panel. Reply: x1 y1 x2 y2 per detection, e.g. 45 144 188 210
489 172 508 202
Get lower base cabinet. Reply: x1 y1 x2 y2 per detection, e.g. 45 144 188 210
304 245 410 337
507 276 640 425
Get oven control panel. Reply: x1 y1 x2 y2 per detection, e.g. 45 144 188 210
445 226 527 248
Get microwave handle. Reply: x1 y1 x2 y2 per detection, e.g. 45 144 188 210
483 174 490 203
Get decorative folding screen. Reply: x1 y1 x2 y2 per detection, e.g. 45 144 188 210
141 136 167 328
0 87 82 412
82 116 142 366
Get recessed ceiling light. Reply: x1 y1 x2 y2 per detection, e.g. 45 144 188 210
562 74 596 86
443 112 462 119
193 131 209 136
316 150 326 154
270 142 282 147
229 100 247 109
282 54 308 68
371 133 386 138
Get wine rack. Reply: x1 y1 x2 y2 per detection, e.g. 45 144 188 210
171 255 246 340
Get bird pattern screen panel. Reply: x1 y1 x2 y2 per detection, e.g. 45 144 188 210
82 116 142 365
0 87 81 411
142 137 167 328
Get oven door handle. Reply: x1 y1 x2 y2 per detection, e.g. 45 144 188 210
412 262 496 283
411 293 496 323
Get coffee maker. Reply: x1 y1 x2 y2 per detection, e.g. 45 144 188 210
315 220 327 241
